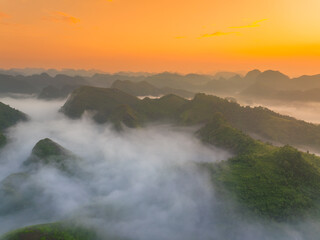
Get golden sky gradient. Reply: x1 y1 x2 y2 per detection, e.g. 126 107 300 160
0 0 319 76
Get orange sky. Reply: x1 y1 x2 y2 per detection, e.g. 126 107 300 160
0 0 319 76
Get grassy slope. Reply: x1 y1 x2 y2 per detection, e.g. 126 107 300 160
178 93 320 151
0 102 27 131
0 222 131 240
0 223 98 240
199 114 320 221
0 102 27 148
0 139 79 215
23 138 80 175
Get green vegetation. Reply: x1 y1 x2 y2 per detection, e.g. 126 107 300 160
199 115 320 221
0 101 27 148
109 105 141 130
62 87 320 152
136 94 187 121
23 138 79 174
61 86 187 128
0 102 27 131
176 93 320 152
61 86 140 121
0 223 98 240
197 113 264 155
55 86 320 221
0 139 80 215
31 138 67 159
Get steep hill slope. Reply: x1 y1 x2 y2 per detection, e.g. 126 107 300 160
199 114 320 220
0 102 27 147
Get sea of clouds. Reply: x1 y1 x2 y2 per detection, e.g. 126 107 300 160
0 97 319 240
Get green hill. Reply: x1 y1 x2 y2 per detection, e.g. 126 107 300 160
0 102 27 131
0 223 98 240
0 222 129 240
178 93 320 152
61 87 320 152
61 86 187 128
61 86 140 122
0 102 27 148
59 86 320 220
24 138 80 174
0 138 80 215
199 114 320 221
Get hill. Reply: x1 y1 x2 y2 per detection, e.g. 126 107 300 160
62 86 320 152
111 80 194 98
0 102 27 147
0 138 80 216
24 138 79 173
61 86 189 127
199 114 320 220
38 85 77 100
0 73 86 95
0 223 98 240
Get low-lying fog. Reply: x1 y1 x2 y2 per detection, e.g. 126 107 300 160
0 97 319 240
233 97 320 125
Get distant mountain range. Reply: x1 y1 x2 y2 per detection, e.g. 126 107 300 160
2 68 320 102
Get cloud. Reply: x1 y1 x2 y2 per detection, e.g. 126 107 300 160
44 12 80 24
0 97 231 238
230 19 268 29
0 97 319 239
200 31 238 38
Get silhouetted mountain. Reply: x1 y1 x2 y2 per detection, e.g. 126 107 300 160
0 73 86 95
240 71 320 102
213 71 241 79
145 72 210 90
0 74 37 94
243 69 261 82
38 85 77 100
0 68 103 77
202 73 256 95
111 80 194 98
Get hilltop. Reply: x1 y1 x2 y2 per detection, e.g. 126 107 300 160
62 86 320 152
0 138 80 216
